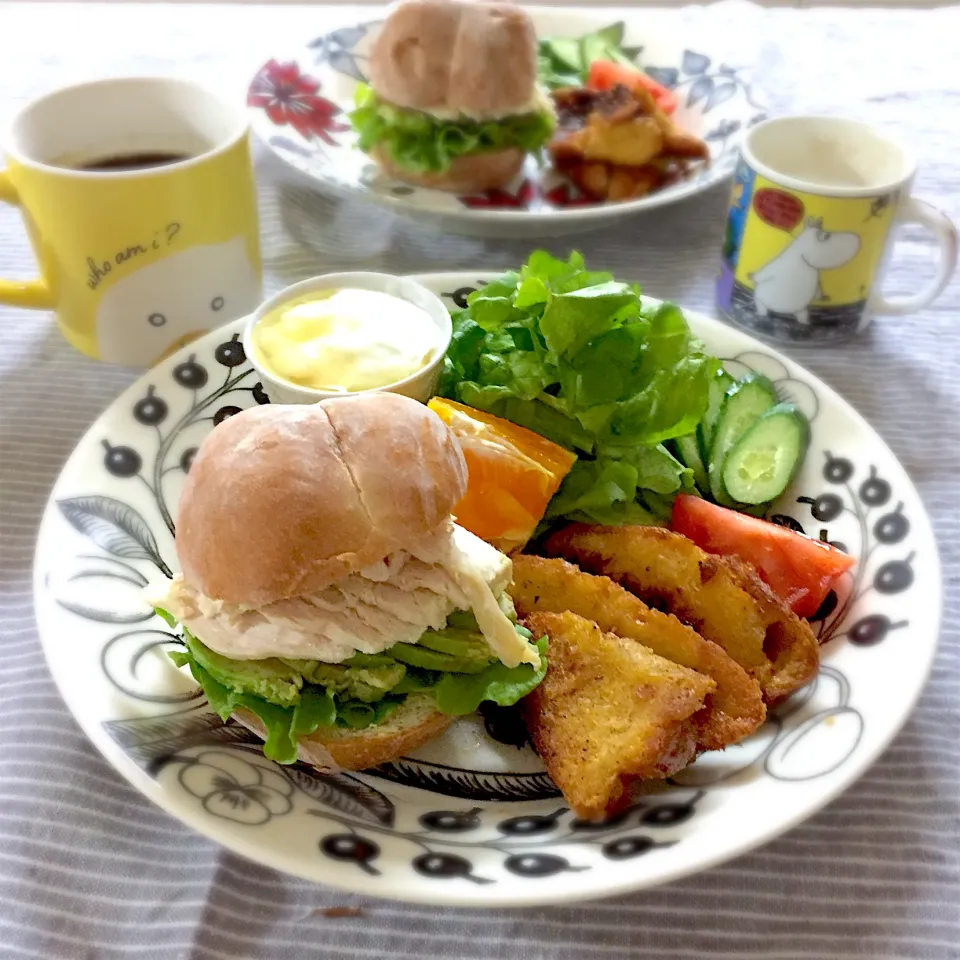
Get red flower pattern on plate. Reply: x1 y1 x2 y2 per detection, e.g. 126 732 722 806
458 179 538 210
542 183 596 208
457 178 604 211
247 59 348 145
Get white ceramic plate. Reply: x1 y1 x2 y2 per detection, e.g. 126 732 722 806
34 273 939 906
246 8 766 237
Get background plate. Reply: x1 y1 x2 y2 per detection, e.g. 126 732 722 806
246 8 766 237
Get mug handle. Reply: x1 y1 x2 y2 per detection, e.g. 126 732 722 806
0 169 55 309
872 197 958 316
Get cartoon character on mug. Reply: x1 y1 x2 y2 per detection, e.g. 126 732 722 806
748 216 860 325
93 236 261 366
717 173 900 337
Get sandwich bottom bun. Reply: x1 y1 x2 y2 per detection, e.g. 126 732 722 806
234 694 454 772
371 144 525 194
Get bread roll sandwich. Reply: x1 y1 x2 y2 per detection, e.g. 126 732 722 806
150 393 546 771
350 0 555 193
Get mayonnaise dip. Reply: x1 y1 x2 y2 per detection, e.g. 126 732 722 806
251 288 441 393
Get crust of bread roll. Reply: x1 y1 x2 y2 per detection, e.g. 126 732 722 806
175 393 467 606
369 0 538 120
234 694 454 771
372 143 526 193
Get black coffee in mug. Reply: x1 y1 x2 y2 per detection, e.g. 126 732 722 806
72 151 192 172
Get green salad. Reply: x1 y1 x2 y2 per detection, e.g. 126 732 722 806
159 606 546 765
537 21 643 90
439 251 811 529
350 83 555 176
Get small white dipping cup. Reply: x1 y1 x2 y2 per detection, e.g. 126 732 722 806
243 272 453 405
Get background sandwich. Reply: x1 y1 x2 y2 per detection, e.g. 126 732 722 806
351 0 555 193
151 393 545 771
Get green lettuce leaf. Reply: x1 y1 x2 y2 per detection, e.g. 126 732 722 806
186 660 330 764
350 85 555 175
432 637 548 715
441 251 719 530
154 606 177 628
539 281 638 357
337 696 405 730
165 612 545 763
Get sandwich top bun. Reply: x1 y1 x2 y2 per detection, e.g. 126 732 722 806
368 0 539 121
175 393 468 607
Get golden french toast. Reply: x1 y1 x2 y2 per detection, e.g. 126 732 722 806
521 610 715 821
548 85 709 202
544 524 820 703
511 555 765 751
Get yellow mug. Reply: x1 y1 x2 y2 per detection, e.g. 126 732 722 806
717 116 957 343
0 77 262 366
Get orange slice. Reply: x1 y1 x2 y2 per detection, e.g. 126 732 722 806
429 397 577 553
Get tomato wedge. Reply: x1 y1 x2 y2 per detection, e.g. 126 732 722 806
587 59 679 115
671 494 855 619
428 398 577 553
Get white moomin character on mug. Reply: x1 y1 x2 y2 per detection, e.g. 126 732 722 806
95 236 261 366
749 217 861 325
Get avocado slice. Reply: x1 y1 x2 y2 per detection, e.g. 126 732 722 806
182 631 303 707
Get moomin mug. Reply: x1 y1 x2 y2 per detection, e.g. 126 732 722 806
716 116 956 343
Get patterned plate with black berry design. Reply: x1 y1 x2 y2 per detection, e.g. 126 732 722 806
245 8 765 237
33 273 940 906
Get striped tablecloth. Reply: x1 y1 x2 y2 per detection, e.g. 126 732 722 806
1 3 958 958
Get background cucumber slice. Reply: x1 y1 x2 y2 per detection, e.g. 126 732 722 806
698 369 735 461
722 403 810 505
671 434 709 493
707 372 778 505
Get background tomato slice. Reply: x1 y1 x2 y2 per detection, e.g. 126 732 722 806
671 494 855 619
586 60 679 114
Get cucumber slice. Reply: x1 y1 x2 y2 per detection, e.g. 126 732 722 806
722 403 810 504
698 369 735 460
707 372 779 505
545 38 584 74
595 22 626 49
580 34 613 71
672 434 709 493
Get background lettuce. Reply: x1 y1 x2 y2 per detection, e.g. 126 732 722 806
439 251 719 530
350 84 555 175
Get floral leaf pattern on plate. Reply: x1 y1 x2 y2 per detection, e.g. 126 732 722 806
706 81 738 112
686 76 714 108
644 66 679 89
179 751 295 825
281 766 396 826
57 495 171 576
681 50 711 75
55 599 153 624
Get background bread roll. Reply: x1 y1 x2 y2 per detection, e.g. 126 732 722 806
369 0 539 119
371 144 526 193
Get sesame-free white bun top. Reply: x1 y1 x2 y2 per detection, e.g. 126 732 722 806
175 393 468 607
368 0 539 121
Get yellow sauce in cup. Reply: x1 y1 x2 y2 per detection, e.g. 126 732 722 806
251 288 441 393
